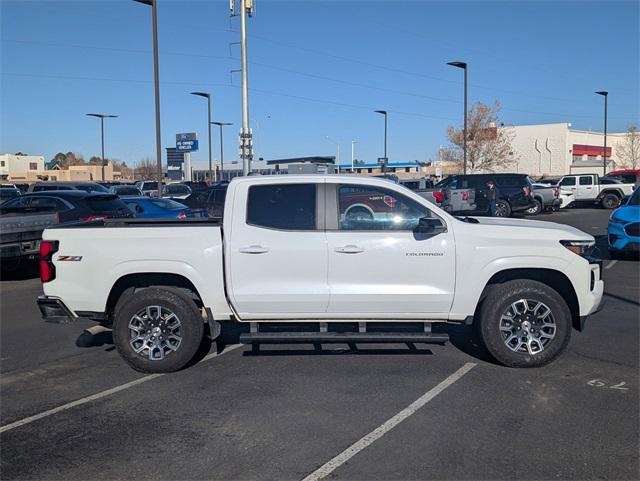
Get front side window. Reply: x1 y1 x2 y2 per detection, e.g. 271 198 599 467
560 177 576 186
338 185 428 231
247 184 317 230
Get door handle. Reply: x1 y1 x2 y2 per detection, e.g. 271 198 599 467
335 245 365 254
239 245 269 254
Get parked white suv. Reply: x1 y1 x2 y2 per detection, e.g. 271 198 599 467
37 175 603 372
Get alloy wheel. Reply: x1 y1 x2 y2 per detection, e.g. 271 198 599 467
128 306 182 361
499 299 556 355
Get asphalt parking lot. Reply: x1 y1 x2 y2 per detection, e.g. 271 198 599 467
1 208 638 481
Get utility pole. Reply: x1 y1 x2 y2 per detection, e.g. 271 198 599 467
231 0 254 176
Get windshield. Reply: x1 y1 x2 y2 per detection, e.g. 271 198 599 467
628 188 640 206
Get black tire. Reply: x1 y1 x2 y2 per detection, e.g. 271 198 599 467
525 199 542 215
601 193 621 209
112 287 204 373
494 200 511 217
478 280 571 368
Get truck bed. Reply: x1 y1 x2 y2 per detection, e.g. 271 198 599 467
47 217 223 229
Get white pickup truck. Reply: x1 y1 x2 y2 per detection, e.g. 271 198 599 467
37 175 604 372
558 173 636 209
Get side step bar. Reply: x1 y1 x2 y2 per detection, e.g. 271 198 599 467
239 331 449 345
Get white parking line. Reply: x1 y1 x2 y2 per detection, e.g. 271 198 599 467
0 344 242 434
301 362 476 481
605 260 618 270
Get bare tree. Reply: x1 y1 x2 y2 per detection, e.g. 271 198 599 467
446 101 517 173
135 157 159 180
616 125 639 169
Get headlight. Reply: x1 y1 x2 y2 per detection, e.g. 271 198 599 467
560 240 595 257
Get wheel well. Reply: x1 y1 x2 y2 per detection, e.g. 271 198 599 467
600 189 621 199
105 273 204 323
477 268 581 331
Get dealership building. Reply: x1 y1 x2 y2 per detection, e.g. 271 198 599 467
502 122 628 178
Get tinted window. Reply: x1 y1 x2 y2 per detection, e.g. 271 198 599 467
85 196 128 212
150 199 186 210
113 186 141 196
0 190 19 200
165 184 191 194
75 184 109 193
212 188 227 204
33 185 59 191
247 184 316 230
579 176 593 186
628 188 640 206
435 176 456 189
27 197 64 210
560 177 576 186
339 185 428 231
494 175 523 187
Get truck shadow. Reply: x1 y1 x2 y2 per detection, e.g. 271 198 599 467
0 259 40 281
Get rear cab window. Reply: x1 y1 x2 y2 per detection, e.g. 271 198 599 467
246 184 317 230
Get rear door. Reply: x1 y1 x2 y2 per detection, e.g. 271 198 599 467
576 175 595 200
325 181 455 317
226 180 329 318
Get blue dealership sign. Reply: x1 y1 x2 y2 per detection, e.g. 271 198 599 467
176 132 199 152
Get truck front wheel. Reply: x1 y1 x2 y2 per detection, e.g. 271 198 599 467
478 280 571 368
112 287 205 373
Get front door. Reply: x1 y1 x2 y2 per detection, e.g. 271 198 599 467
325 182 456 318
227 181 329 319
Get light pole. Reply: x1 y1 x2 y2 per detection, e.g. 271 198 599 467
86 113 117 181
447 61 468 174
595 91 609 176
374 110 388 172
133 0 163 197
191 92 213 182
211 121 233 181
325 136 340 165
351 140 357 171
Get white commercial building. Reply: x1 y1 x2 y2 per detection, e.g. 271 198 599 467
0 154 45 181
503 123 627 178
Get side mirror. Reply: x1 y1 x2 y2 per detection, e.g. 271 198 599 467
414 217 447 235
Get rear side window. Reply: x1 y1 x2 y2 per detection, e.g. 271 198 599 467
494 175 523 187
33 185 59 192
247 184 316 230
579 176 593 185
86 196 127 212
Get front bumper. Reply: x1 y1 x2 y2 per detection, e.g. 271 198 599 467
37 296 78 323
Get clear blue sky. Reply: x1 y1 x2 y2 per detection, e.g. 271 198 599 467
1 0 638 169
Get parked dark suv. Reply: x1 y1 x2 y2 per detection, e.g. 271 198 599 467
0 191 132 223
182 185 228 217
435 173 535 216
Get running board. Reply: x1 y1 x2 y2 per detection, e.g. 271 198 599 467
239 331 449 345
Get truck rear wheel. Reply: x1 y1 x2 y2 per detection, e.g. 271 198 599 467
112 287 204 373
478 280 571 368
601 193 621 209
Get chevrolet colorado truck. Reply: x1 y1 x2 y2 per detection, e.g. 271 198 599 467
37 175 604 373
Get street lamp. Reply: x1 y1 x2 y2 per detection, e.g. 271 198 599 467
595 91 609 176
191 92 213 182
325 136 340 165
86 113 117 181
374 110 388 172
447 61 468 174
351 140 357 172
211 121 233 181
133 0 163 197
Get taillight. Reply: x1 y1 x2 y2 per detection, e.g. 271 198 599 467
383 195 396 208
39 240 59 283
462 191 469 201
553 188 560 198
80 215 107 222
177 211 187 219
433 191 444 203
